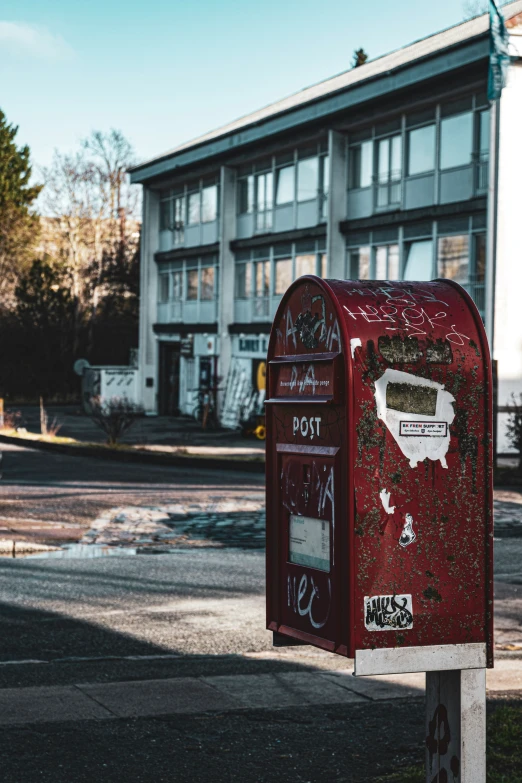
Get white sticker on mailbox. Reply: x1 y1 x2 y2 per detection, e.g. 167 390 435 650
400 421 447 437
289 515 330 572
364 594 413 631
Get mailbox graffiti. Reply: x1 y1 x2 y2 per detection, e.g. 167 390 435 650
364 594 414 631
288 573 331 629
278 286 341 353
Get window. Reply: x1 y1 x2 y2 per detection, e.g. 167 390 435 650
376 135 402 207
172 270 182 300
440 112 473 170
297 157 319 202
403 240 433 281
408 125 436 175
320 254 327 278
375 245 399 280
200 266 215 300
188 192 200 225
186 268 198 299
276 165 295 205
254 260 270 297
349 141 373 189
479 110 490 158
475 233 486 282
160 197 171 231
275 257 292 294
296 254 316 278
438 235 469 283
236 263 251 298
173 195 184 231
201 185 218 223
349 246 371 279
159 273 169 303
238 176 254 214
320 156 329 220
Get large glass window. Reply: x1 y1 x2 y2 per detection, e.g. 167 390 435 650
408 125 436 175
236 263 251 298
297 157 319 202
200 266 215 300
320 253 327 278
403 240 433 280
349 141 373 189
438 235 469 283
276 165 295 205
201 185 218 223
375 245 399 280
186 268 199 299
275 257 292 294
238 176 254 214
440 113 473 170
188 192 201 225
173 195 184 230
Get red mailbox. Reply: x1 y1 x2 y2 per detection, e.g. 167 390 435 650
266 277 493 666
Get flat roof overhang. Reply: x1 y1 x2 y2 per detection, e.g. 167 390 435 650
130 35 488 186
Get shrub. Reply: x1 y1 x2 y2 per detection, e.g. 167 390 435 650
88 396 144 446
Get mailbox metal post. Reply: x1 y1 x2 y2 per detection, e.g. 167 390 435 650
266 276 493 779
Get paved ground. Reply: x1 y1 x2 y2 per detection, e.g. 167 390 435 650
0 441 521 780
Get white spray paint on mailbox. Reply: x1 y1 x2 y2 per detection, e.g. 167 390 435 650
374 368 455 468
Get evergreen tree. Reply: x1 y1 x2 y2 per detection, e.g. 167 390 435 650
0 109 42 308
352 48 369 68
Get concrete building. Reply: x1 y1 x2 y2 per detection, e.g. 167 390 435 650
129 2 522 447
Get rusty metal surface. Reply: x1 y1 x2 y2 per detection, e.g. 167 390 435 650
266 276 493 664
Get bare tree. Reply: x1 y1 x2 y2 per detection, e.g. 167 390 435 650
41 131 141 354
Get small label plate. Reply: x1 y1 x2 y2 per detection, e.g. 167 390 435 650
399 421 448 437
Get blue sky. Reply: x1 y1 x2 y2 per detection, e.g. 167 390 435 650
0 0 486 174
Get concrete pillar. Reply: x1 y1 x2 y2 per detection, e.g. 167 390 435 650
138 187 160 414
493 61 522 449
327 130 348 279
218 166 237 413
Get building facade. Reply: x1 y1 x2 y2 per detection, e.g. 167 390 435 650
130 2 522 448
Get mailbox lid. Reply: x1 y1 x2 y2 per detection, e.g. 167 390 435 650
328 278 493 664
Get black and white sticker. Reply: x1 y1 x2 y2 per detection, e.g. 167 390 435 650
364 594 413 631
399 421 448 437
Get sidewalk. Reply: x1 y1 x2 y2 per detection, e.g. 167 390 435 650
1 659 520 727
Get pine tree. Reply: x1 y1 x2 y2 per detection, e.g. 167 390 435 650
352 48 369 68
0 109 42 308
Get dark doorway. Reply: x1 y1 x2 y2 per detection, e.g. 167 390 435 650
159 342 181 416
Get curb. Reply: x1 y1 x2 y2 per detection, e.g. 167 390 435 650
0 433 266 475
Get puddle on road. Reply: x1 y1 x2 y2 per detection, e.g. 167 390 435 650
28 544 140 559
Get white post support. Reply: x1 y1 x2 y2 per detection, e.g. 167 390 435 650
425 668 486 783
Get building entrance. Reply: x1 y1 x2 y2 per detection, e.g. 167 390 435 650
159 342 181 416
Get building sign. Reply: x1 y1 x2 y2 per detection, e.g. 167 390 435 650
238 335 269 355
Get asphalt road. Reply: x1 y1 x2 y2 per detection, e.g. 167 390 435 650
0 442 521 782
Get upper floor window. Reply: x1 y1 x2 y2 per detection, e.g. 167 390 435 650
157 256 218 306
348 246 371 279
479 110 490 159
375 244 400 280
188 191 201 225
201 185 218 223
438 235 469 283
407 124 436 175
349 141 373 189
403 240 433 280
238 175 254 215
234 240 326 301
297 157 319 202
440 112 473 170
275 165 295 205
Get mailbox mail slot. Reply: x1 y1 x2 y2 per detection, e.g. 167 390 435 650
266 277 493 664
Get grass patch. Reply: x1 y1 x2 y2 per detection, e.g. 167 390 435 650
375 704 522 783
